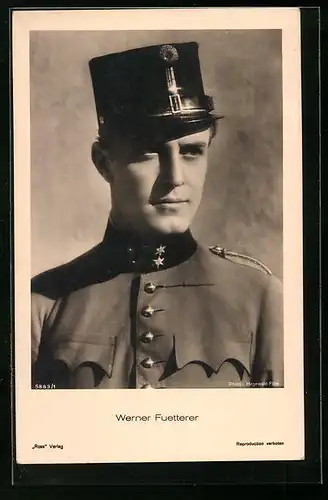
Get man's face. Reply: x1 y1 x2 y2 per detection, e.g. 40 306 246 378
100 127 211 236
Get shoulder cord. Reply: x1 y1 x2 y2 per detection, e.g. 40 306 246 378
209 245 273 276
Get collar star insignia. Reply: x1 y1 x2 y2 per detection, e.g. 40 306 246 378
153 256 164 269
155 245 166 256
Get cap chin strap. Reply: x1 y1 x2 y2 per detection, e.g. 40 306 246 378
149 95 215 118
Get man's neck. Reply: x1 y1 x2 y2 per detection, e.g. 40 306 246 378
107 211 190 245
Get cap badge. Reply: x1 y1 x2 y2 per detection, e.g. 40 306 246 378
159 45 179 64
159 45 182 114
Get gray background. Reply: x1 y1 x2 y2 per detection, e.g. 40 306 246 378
30 30 282 279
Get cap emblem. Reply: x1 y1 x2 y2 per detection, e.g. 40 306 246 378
159 45 182 114
159 44 179 64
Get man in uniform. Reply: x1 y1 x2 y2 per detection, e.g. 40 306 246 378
31 42 283 389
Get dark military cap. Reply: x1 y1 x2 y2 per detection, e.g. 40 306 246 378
89 42 222 143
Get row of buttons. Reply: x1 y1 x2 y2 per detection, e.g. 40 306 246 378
139 281 159 374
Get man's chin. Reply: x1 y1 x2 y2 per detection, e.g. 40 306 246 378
146 215 190 236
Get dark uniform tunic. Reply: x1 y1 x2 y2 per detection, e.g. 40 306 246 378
31 223 283 389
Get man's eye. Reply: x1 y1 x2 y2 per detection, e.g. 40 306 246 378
129 152 158 163
180 147 205 160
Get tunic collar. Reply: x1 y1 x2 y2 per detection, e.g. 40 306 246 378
101 217 197 273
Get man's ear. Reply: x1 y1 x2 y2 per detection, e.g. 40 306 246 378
91 141 113 183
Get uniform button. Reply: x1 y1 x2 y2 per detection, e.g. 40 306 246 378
140 331 154 343
141 305 154 318
144 282 157 294
140 357 155 368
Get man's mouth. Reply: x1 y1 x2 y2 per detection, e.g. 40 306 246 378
153 198 188 205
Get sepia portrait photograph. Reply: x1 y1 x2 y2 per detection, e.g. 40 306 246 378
13 8 304 464
30 29 284 391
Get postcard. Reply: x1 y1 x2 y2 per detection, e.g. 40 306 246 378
13 7 304 464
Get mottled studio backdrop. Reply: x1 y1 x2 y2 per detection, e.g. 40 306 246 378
30 30 282 279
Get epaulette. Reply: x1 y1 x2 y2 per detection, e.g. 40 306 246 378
209 245 272 276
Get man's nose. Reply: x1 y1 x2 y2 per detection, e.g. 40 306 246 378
160 148 184 187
